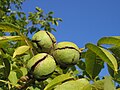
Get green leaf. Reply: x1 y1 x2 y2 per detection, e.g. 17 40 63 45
104 76 116 90
82 83 92 90
107 65 114 77
85 50 104 79
108 46 120 59
23 54 31 62
97 36 120 46
0 22 20 33
8 71 18 85
0 36 23 43
54 66 63 75
13 45 30 58
54 20 58 26
44 74 73 90
108 65 120 83
92 80 104 90
114 70 120 83
85 43 118 72
77 60 86 70
11 64 23 79
80 52 86 58
20 67 28 76
36 7 43 13
54 78 90 90
48 11 54 15
3 58 11 78
0 66 5 79
26 86 40 90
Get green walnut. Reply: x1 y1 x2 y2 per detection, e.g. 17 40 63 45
32 31 56 53
53 42 80 67
27 53 56 79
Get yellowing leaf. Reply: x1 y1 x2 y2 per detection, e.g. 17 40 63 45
97 36 120 46
0 22 20 33
44 74 73 90
13 45 30 58
85 43 118 72
0 36 23 43
100 47 118 71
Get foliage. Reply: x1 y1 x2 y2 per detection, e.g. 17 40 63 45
0 0 119 90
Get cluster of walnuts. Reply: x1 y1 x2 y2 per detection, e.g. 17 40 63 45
27 31 81 79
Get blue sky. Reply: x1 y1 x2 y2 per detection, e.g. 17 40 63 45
22 0 120 47
22 0 120 76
